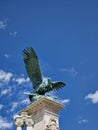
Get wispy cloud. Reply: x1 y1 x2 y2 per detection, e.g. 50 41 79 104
59 67 78 77
85 90 98 104
0 116 13 129
78 116 88 124
0 69 30 89
9 31 18 37
0 69 13 85
12 77 29 85
0 69 29 84
0 69 31 128
60 99 70 104
10 99 30 113
11 102 18 112
0 104 4 110
57 98 70 105
0 19 7 30
4 54 11 59
20 98 30 105
1 88 11 96
78 119 88 124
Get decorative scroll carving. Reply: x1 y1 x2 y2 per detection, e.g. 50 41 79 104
45 118 59 130
14 116 24 127
14 112 34 129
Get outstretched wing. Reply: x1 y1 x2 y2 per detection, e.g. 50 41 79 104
49 82 66 91
46 81 66 93
23 47 42 89
52 82 66 91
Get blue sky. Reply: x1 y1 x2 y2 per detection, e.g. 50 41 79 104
0 0 98 130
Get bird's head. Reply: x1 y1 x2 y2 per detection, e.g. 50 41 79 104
44 79 51 86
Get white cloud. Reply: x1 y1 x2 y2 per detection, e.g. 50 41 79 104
60 67 78 77
0 104 4 110
0 70 13 84
1 88 11 96
57 98 70 105
78 116 88 124
0 116 13 129
60 99 70 104
9 31 18 37
0 20 7 30
4 54 11 58
0 69 31 87
85 90 98 104
10 99 30 113
11 102 18 112
78 119 88 124
20 98 30 105
13 77 29 85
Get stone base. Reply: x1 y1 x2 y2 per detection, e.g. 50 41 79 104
14 97 64 130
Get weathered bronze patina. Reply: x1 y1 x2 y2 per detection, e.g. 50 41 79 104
23 47 66 102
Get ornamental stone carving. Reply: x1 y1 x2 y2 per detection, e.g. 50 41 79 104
14 112 34 129
14 116 24 127
45 118 59 130
25 118 34 127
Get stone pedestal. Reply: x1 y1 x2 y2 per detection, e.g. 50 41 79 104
14 111 34 130
14 97 64 130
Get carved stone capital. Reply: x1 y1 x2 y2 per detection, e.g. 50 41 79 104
14 113 34 128
25 118 34 126
14 118 23 127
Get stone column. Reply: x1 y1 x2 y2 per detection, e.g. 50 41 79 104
16 126 22 130
14 116 23 130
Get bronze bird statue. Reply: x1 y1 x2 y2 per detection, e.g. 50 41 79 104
23 47 66 102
